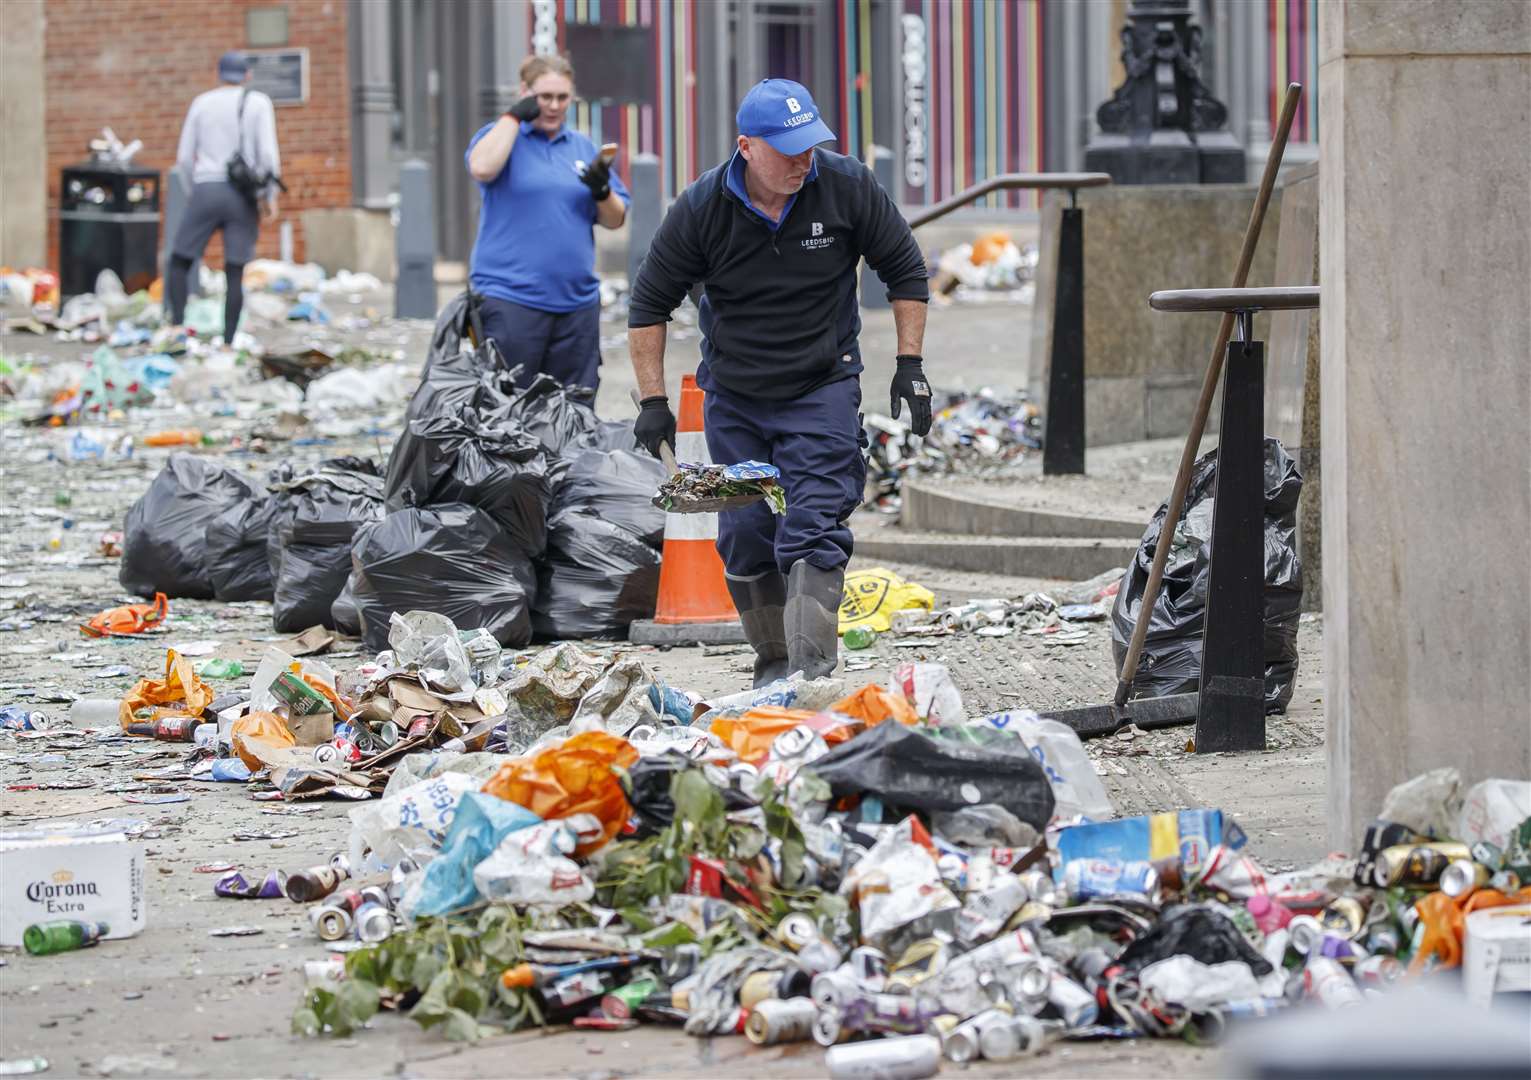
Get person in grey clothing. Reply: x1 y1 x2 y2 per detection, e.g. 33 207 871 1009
167 51 281 342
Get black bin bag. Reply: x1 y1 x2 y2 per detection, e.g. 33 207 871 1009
119 453 261 599
550 448 668 548
509 373 603 454
383 413 552 559
205 495 276 602
351 504 537 653
1110 437 1303 713
267 467 385 633
532 510 661 641
806 722 1056 832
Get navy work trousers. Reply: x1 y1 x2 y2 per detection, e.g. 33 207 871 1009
478 296 601 391
703 376 866 579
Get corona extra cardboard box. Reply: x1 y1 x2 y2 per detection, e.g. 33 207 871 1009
0 822 145 944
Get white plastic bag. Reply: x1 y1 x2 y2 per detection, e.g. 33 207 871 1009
1457 779 1531 851
1379 767 1462 837
473 815 599 905
838 816 960 950
893 662 966 725
347 771 479 871
977 710 1114 823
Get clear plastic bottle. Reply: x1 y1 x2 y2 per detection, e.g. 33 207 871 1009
70 698 121 727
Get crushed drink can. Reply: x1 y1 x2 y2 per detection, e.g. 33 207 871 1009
310 905 353 942
848 946 889 991
825 1033 942 1080
1016 869 1058 906
1320 897 1367 939
1439 859 1490 898
1352 954 1404 986
1303 956 1363 1009
600 978 659 1020
313 743 340 765
330 736 361 764
353 901 394 943
1372 842 1471 887
836 991 944 1038
1044 963 1098 1028
1288 914 1325 955
744 997 817 1045
812 968 863 1010
813 1007 849 1047
1062 859 1160 903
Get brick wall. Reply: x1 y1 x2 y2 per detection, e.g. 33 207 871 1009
44 0 351 272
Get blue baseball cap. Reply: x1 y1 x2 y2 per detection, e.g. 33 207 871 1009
218 51 250 83
736 79 836 155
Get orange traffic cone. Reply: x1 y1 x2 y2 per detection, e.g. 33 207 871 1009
629 375 746 645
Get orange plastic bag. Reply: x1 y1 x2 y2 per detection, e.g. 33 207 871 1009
969 230 1012 266
481 731 638 854
1408 885 1531 974
81 592 168 637
118 649 213 733
709 707 861 766
231 711 297 770
832 684 919 728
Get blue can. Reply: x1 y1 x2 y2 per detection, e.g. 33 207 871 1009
1061 858 1160 902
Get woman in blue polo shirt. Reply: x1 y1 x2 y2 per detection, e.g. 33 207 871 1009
465 54 629 391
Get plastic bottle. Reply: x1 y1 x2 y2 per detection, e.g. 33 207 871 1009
70 699 122 727
1247 893 1294 933
843 626 877 650
24 920 108 955
195 658 245 679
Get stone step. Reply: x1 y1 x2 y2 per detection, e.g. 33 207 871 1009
901 478 1146 540
853 528 1137 582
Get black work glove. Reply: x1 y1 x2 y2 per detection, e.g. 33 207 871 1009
507 94 541 123
890 354 933 436
580 156 612 202
634 395 677 460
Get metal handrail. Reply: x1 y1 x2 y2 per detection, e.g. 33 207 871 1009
906 172 1112 229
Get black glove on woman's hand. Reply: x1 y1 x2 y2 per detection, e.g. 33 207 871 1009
507 94 541 122
890 354 933 436
580 156 612 202
634 396 677 459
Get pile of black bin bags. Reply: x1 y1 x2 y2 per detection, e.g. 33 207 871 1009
119 294 666 649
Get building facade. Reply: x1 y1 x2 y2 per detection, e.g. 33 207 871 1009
2 0 1319 274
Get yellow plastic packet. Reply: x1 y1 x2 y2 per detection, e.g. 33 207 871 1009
231 711 297 770
839 567 936 634
118 649 214 733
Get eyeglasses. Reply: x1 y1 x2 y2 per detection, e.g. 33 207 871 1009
536 92 572 104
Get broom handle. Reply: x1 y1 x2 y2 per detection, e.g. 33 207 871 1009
1113 83 1304 709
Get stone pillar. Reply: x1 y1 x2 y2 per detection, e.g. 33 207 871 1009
349 0 396 210
481 0 531 124
0 0 47 268
1320 1 1531 846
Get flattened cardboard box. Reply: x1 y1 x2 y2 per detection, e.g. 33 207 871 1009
0 826 146 944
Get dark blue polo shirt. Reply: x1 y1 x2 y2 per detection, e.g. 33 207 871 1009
465 121 631 313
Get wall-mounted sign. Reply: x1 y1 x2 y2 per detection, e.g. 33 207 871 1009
238 48 309 107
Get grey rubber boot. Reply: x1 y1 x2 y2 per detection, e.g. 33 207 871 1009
785 561 844 681
725 573 789 687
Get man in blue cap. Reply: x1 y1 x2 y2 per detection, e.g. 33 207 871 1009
627 78 931 686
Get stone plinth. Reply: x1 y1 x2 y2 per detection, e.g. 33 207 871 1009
1320 0 1531 846
300 208 395 280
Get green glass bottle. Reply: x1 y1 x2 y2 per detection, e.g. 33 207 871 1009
843 626 877 650
23 920 108 956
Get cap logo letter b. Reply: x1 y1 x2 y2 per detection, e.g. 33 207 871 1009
786 97 802 114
